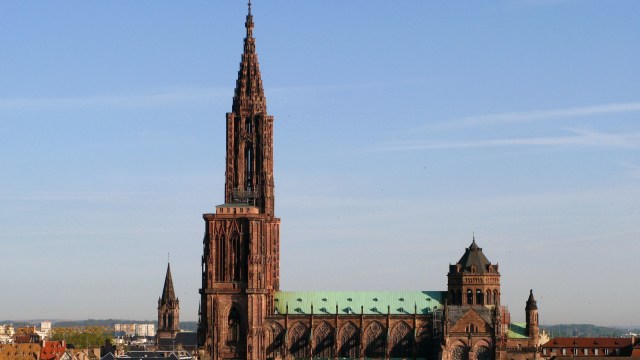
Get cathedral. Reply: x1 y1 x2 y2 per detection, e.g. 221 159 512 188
196 3 540 360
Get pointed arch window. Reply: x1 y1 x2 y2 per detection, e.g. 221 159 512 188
314 322 334 358
339 322 360 358
244 146 253 190
289 322 309 359
267 324 285 358
215 232 226 282
245 117 253 134
364 321 386 358
227 307 241 344
390 321 413 358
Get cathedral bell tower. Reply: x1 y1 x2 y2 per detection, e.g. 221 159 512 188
198 2 280 360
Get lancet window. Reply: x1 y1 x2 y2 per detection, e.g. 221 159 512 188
339 322 360 358
390 321 413 358
227 307 241 344
289 322 309 359
364 321 386 358
314 322 334 358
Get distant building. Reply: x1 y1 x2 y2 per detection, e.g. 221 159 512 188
134 325 155 338
34 322 52 341
0 325 15 337
541 337 639 358
13 327 40 344
0 325 15 344
156 263 179 341
112 325 135 337
39 324 51 335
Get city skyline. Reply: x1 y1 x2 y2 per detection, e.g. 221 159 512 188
1 1 639 326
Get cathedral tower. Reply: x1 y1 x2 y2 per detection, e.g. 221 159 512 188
157 263 180 340
198 3 280 359
447 238 501 307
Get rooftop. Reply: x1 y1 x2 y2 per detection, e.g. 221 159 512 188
508 322 529 339
273 290 445 315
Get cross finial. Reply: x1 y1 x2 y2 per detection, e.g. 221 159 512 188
168 252 170 264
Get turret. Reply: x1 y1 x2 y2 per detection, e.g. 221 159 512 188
525 289 539 344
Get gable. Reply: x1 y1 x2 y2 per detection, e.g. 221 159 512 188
449 308 492 333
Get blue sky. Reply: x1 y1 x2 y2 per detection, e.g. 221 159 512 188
1 1 639 326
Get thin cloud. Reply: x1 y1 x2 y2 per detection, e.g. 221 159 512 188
0 87 230 110
618 162 640 179
0 81 390 111
0 191 133 202
421 102 640 131
373 129 640 152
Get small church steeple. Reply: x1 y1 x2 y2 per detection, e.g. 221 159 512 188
160 262 177 303
157 262 180 341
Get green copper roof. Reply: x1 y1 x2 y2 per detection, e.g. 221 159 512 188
507 322 529 339
274 291 445 315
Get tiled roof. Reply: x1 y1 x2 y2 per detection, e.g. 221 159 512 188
542 338 633 348
157 332 197 347
508 322 529 339
0 344 42 360
41 341 66 360
456 239 493 274
273 291 445 315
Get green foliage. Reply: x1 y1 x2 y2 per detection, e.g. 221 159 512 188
50 326 112 349
53 319 152 328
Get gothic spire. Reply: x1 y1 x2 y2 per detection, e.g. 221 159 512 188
526 289 538 310
161 262 177 303
232 0 267 115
